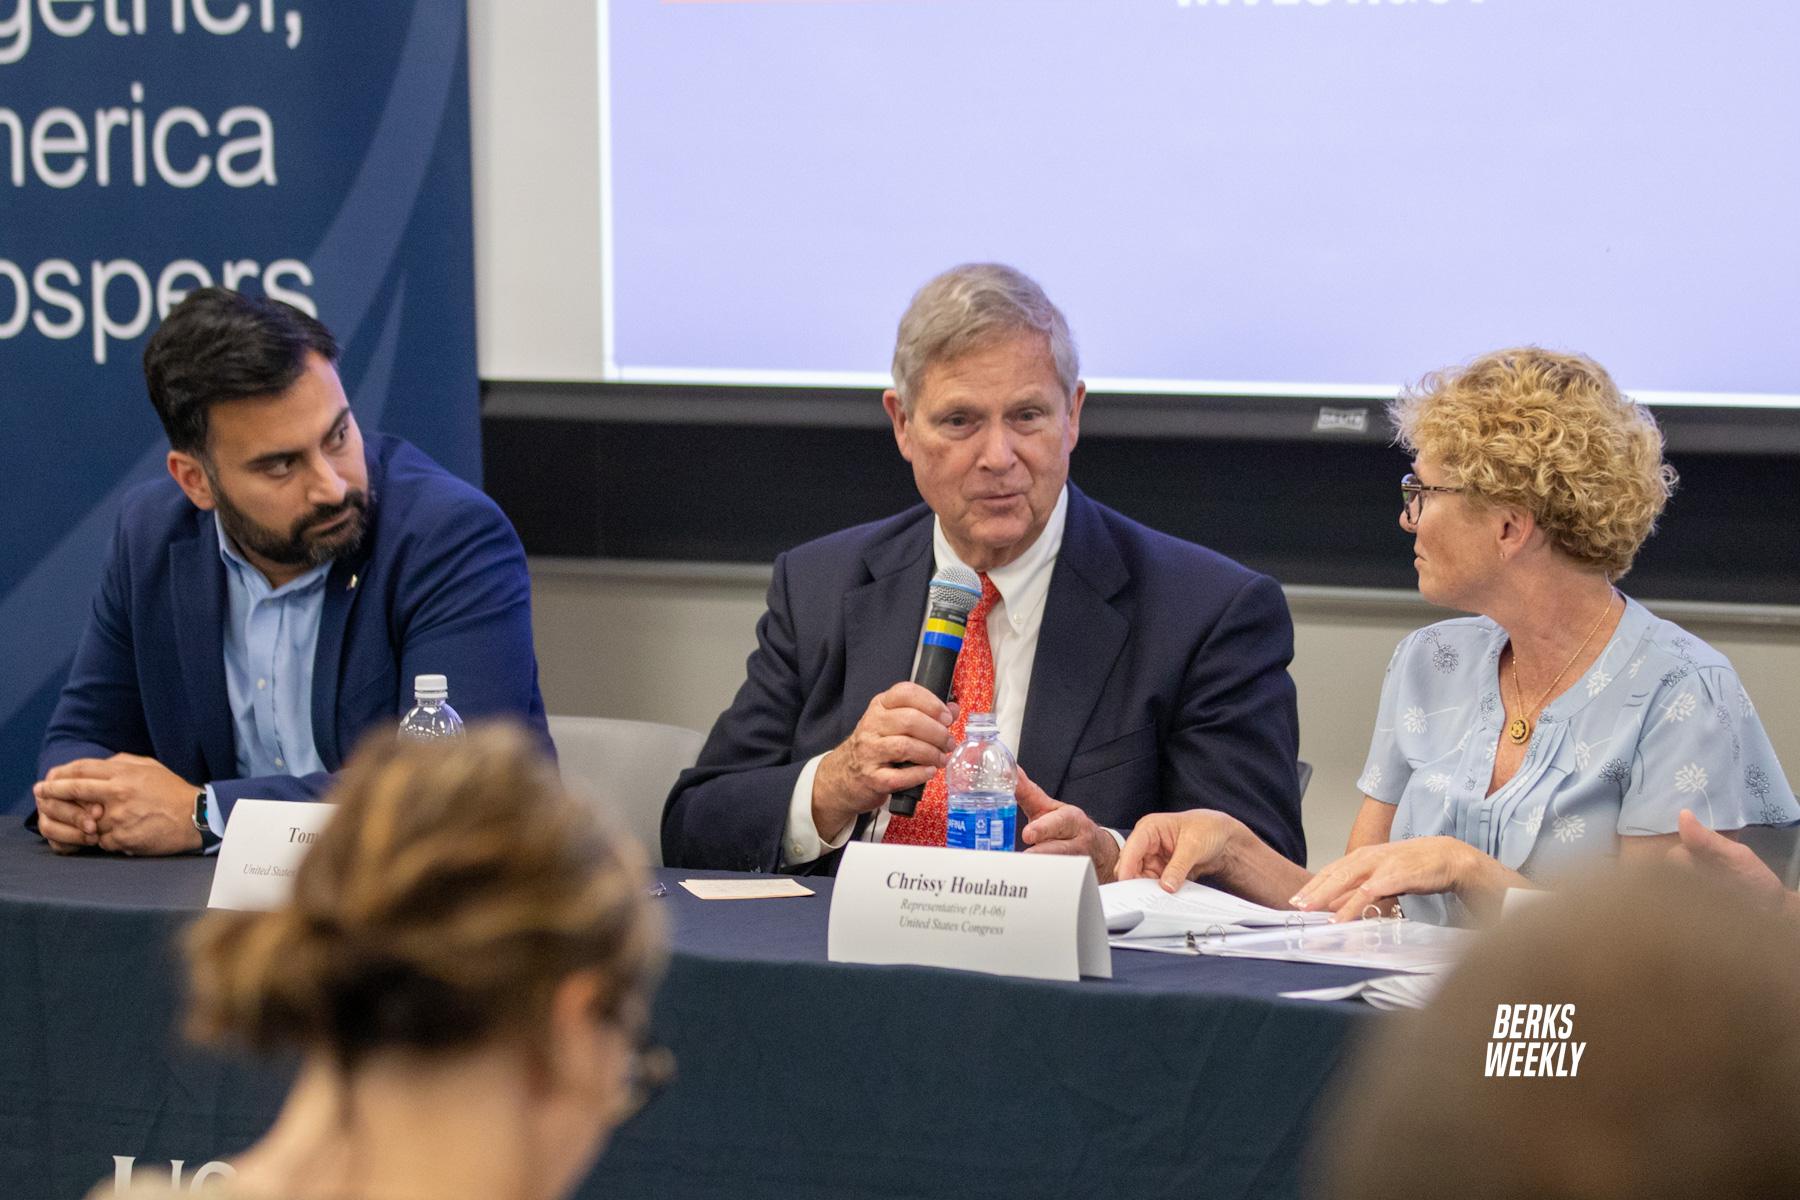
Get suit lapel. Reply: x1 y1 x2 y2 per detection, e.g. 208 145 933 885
839 511 935 738
309 556 364 768
169 522 238 782
312 440 382 768
1017 489 1131 798
311 450 382 769
839 512 934 849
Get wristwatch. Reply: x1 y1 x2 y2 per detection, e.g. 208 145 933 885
192 789 223 851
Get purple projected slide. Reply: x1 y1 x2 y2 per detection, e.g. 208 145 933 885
603 0 1799 405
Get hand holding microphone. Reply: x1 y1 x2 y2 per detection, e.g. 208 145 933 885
809 566 981 838
888 566 982 816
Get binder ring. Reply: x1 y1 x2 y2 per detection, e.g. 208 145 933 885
1185 923 1231 952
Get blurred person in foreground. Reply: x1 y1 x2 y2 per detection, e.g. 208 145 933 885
664 262 1304 879
98 723 666 1200
1316 864 1800 1199
1120 348 1795 922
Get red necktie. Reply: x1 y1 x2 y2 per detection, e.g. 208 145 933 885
883 573 999 846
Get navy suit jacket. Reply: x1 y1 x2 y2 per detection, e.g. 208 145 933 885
37 435 549 820
663 485 1304 874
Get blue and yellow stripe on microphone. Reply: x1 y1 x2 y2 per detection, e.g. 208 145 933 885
922 615 968 653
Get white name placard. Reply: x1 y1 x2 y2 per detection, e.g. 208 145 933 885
206 799 337 911
827 843 1111 981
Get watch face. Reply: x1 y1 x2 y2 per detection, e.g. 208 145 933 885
193 792 222 846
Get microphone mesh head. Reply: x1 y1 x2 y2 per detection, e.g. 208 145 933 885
927 564 982 619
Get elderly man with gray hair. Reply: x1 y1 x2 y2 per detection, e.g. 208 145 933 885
663 263 1305 878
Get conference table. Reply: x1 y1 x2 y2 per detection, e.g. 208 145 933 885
0 823 1393 1200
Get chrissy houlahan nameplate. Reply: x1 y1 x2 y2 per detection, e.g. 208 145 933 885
206 798 337 911
827 842 1111 981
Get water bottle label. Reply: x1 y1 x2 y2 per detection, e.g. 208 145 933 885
946 808 983 850
946 795 1017 852
989 803 1017 851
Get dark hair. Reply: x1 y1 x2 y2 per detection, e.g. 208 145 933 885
183 723 665 1073
143 287 340 455
1318 865 1800 1200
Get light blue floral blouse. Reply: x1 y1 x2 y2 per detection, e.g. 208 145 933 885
1356 596 1797 925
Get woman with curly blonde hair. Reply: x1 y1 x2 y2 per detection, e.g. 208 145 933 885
1120 348 1795 923
97 722 668 1200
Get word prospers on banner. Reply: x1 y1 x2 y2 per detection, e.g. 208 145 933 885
1 0 317 364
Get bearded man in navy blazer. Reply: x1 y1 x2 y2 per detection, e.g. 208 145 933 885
31 288 548 856
664 264 1304 880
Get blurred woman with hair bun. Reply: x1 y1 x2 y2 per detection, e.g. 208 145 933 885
98 721 667 1200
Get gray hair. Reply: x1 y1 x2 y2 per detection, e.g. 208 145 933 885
889 263 1080 411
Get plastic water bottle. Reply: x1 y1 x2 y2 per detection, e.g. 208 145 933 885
944 712 1017 852
397 674 464 742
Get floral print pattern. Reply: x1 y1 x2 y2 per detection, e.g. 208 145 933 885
1358 600 1796 927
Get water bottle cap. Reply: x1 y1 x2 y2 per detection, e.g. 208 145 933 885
414 673 448 699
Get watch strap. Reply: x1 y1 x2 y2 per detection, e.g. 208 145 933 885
192 789 223 850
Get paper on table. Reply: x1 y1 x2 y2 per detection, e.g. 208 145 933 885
1101 877 1330 939
679 878 815 900
1278 980 1369 1003
1109 935 1199 956
1363 972 1444 1010
1204 918 1474 975
1281 972 1444 1010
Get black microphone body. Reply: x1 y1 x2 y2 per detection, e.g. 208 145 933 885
888 566 982 817
909 629 960 706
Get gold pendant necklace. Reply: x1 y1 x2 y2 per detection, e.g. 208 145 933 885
1506 590 1617 746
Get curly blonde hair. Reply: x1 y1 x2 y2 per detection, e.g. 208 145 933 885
1389 348 1677 578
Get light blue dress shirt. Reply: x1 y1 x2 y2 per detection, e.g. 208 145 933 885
1357 596 1797 925
202 514 330 836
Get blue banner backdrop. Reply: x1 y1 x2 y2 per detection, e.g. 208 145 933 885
0 0 480 813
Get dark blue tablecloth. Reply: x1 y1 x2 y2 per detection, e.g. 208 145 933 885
0 824 1387 1200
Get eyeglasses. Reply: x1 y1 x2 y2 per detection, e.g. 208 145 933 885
1399 473 1464 526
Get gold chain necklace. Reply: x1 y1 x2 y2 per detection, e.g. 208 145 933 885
1506 590 1617 745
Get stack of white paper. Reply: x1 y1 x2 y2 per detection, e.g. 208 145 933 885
1207 919 1474 975
1280 972 1446 1010
1101 877 1330 942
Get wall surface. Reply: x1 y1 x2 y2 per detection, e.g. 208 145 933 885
529 559 1800 869
475 7 1798 869
467 0 606 380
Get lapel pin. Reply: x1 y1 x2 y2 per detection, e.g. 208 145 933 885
348 573 359 590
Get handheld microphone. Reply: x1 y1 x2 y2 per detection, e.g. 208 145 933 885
888 564 982 817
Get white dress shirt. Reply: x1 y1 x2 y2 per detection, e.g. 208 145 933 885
780 487 1071 866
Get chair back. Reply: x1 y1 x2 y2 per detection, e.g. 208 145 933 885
547 715 707 868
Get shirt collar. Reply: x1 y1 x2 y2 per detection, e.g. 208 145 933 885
931 485 1068 635
214 513 332 599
